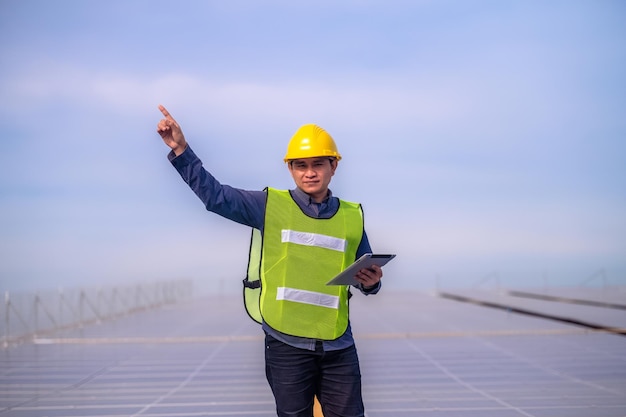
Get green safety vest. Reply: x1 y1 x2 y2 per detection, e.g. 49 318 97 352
242 188 363 340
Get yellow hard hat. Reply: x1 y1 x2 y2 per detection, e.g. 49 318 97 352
283 124 342 162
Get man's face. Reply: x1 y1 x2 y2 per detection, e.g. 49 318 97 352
288 157 337 202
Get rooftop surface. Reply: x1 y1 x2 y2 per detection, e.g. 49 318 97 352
1 287 625 416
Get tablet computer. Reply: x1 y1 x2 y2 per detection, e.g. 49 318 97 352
326 253 396 286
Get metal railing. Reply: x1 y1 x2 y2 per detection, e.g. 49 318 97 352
2 279 193 347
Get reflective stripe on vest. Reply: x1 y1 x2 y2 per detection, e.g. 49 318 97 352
259 188 363 340
276 287 341 309
281 229 347 252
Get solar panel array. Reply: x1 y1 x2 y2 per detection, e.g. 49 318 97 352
1 288 625 416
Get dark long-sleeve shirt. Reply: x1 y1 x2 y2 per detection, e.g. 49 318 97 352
169 146 380 351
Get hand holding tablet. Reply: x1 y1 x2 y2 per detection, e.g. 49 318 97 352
326 254 396 286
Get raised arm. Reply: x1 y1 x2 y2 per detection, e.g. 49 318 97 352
157 105 188 156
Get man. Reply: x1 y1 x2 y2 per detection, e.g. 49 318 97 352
156 105 383 417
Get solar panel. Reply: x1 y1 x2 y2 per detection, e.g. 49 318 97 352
1 289 624 416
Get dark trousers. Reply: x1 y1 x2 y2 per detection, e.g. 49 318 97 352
264 334 365 417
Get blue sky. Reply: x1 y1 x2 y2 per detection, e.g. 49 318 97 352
1 0 625 294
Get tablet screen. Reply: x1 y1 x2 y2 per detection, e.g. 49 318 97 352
326 253 396 286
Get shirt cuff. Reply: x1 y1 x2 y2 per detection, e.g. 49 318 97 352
360 281 381 295
168 144 193 164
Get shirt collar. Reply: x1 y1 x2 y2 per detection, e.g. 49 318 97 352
291 186 332 206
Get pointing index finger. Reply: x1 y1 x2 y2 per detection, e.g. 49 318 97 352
158 104 174 120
